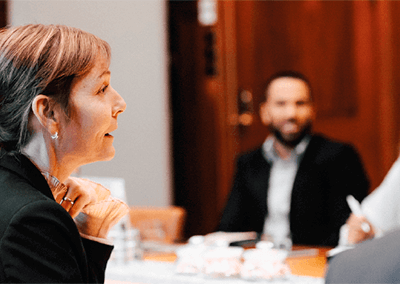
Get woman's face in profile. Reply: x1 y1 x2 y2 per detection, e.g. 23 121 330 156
57 54 126 166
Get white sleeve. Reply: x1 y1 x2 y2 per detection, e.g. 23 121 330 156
362 156 400 233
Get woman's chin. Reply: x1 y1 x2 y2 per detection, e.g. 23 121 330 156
103 150 116 161
75 147 116 166
96 147 116 162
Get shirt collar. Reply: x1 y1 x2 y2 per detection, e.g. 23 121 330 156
262 134 311 163
42 171 68 202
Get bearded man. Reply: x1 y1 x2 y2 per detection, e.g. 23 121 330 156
218 71 370 247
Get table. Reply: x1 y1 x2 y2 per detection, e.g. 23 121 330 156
287 246 330 278
105 245 329 284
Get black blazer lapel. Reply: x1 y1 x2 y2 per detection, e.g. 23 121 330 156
0 149 53 200
250 148 271 228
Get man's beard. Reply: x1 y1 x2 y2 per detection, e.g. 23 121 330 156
269 121 312 148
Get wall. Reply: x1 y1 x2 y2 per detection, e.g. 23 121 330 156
9 0 172 206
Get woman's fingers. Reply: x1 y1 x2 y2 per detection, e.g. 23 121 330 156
61 177 97 218
53 184 68 204
68 191 95 218
60 195 76 213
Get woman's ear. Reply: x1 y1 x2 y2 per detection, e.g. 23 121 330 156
31 95 60 134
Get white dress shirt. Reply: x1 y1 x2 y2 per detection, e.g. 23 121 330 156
261 135 310 244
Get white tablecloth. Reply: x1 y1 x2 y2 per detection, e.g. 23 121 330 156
105 260 324 284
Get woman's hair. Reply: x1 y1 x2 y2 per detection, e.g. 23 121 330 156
0 24 111 152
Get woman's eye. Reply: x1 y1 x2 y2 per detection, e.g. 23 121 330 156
98 85 108 94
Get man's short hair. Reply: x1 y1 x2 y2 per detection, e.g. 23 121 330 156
263 70 313 102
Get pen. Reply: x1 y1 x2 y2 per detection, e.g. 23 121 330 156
346 195 370 233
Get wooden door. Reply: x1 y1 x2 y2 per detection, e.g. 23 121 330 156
169 1 400 238
0 1 7 28
232 1 360 151
217 0 399 201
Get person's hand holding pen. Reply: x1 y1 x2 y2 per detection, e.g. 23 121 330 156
346 195 375 244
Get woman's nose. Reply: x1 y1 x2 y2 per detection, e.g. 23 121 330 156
112 88 127 117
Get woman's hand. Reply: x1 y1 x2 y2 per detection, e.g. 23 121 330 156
55 177 129 239
347 213 375 244
62 178 129 239
74 196 129 239
56 177 111 218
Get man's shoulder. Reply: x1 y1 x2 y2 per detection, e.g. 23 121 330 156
309 134 356 154
234 147 271 171
302 134 365 167
237 147 264 162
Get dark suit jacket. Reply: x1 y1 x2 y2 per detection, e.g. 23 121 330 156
0 149 113 283
218 134 370 247
325 229 400 283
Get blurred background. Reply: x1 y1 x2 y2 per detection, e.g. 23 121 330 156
1 0 400 240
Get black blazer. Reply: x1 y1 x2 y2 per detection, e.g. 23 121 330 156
325 229 400 283
0 149 113 283
218 134 370 247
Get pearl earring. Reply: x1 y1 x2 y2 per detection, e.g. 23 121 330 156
51 132 58 140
